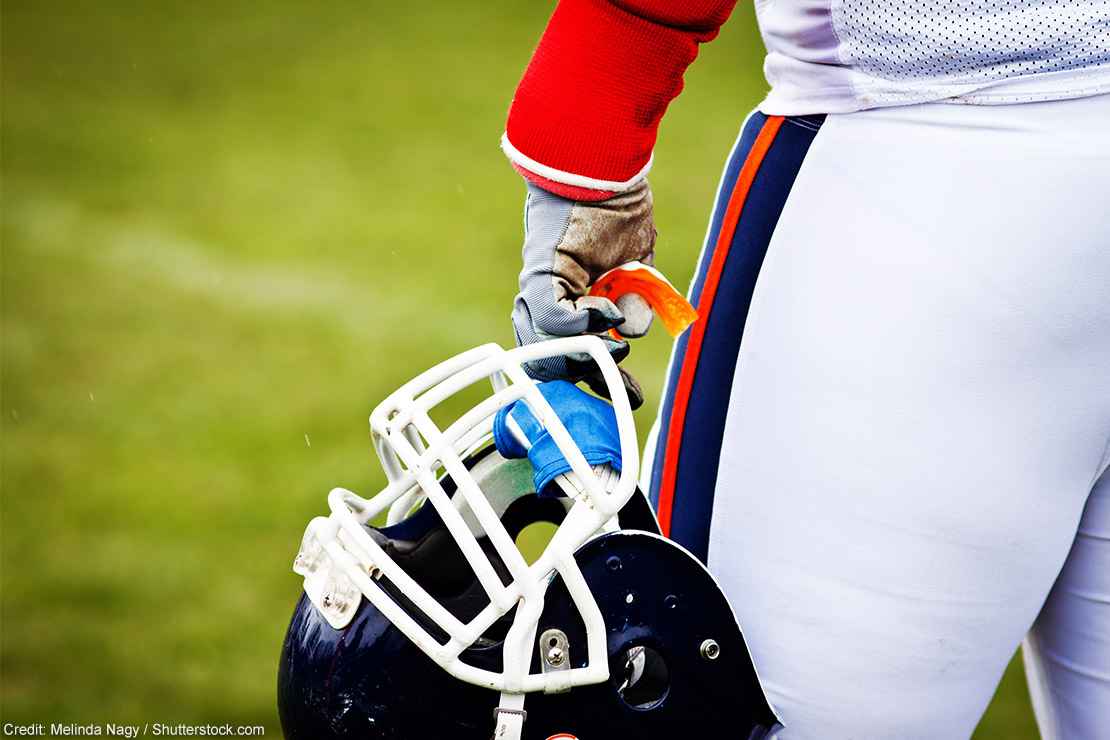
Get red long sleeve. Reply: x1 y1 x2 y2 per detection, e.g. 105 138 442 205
503 0 737 200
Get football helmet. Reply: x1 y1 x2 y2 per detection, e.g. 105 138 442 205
277 336 776 739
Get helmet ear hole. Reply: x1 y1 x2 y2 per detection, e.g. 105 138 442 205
515 520 558 564
614 644 670 710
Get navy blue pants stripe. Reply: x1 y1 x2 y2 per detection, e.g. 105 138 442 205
649 113 825 562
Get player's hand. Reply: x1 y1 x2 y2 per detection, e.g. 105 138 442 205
512 181 656 409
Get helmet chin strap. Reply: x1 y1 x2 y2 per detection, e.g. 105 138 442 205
493 692 527 740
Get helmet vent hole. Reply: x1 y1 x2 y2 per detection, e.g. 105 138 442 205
615 645 670 711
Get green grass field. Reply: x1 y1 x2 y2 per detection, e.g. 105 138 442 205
2 1 1036 736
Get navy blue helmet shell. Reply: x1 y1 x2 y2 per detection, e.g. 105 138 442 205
277 447 776 739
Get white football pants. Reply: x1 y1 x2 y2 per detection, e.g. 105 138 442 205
656 94 1110 739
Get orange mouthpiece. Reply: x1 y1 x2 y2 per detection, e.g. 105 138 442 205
588 262 699 339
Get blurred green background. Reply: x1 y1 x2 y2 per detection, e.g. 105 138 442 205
2 1 1035 736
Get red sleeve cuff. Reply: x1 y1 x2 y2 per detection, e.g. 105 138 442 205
510 162 616 202
504 0 735 196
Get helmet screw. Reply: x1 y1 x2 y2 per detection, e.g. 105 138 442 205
700 638 721 661
539 628 571 683
546 646 566 667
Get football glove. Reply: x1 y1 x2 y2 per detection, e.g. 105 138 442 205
512 180 656 409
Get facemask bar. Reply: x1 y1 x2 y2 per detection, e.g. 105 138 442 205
293 336 639 698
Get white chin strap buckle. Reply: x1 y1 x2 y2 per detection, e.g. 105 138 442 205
492 692 527 740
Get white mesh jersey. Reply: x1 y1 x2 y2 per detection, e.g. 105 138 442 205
754 0 1110 114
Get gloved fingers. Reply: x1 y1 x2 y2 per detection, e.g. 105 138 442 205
581 364 645 411
575 295 626 334
517 292 624 343
516 279 627 340
563 335 630 368
523 334 628 383
513 293 625 350
513 309 643 410
612 293 653 338
512 320 568 383
570 344 643 410
514 298 629 377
